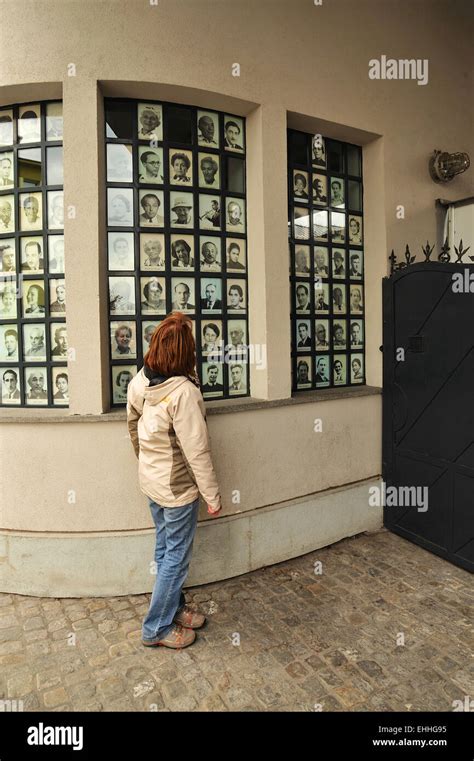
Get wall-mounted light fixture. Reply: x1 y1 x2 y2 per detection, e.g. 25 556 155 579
430 150 470 183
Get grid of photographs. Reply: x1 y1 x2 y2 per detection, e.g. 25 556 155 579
105 100 249 405
288 129 365 391
0 101 66 407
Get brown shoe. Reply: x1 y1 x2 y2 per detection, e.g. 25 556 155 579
173 604 206 629
142 624 196 649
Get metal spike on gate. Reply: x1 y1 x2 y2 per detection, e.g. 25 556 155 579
438 237 451 263
422 241 434 263
388 249 397 275
454 239 470 264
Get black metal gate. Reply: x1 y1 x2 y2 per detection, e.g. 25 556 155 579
383 261 474 572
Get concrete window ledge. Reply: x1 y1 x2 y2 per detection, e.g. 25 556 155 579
0 385 381 423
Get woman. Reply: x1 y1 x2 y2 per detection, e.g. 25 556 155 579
127 312 222 650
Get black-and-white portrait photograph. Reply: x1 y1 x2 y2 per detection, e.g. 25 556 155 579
46 102 63 141
18 104 41 144
333 321 347 349
330 177 345 208
227 320 247 353
332 283 347 314
226 238 246 272
50 323 68 359
139 233 165 270
24 366 48 405
107 143 133 183
313 246 329 277
142 321 159 354
350 354 364 384
0 151 14 188
50 279 66 314
169 150 193 186
0 195 14 234
197 110 219 148
201 320 223 357
48 235 65 273
314 282 330 314
294 245 310 276
108 232 135 271
333 355 347 385
107 188 134 227
200 237 221 272
198 154 220 189
315 354 330 386
293 170 309 201
0 110 14 147
227 279 246 313
295 281 310 313
170 235 194 270
110 320 137 359
227 197 246 233
296 320 311 351
349 249 363 278
312 209 328 242
137 103 163 142
198 195 220 230
229 361 247 395
201 362 224 397
20 193 42 232
331 211 345 243
171 277 195 312
224 116 244 153
332 248 346 278
109 276 136 315
139 190 164 227
1 366 20 404
22 280 45 318
312 173 327 205
112 365 136 404
170 193 193 228
0 325 18 362
21 237 44 273
293 207 310 240
315 320 329 350
348 214 363 245
296 357 312 389
22 323 47 361
140 276 166 314
312 134 326 168
350 284 364 313
47 191 64 230
138 147 164 184
52 368 69 406
0 280 17 318
200 278 222 312
0 240 16 272
350 319 364 348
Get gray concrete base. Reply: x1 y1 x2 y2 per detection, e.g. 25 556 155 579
0 478 382 597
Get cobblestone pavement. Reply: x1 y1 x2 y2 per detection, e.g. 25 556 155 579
0 529 472 712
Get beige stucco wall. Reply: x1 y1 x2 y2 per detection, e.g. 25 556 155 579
0 0 472 593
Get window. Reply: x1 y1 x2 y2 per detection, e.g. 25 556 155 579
0 101 66 407
288 129 365 390
105 99 249 406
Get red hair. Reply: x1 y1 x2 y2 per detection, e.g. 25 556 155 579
144 311 196 377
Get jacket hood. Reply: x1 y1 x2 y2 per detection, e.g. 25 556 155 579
142 367 190 405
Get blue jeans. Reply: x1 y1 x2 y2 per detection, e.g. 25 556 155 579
142 497 200 642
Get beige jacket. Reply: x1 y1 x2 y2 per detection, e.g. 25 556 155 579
126 369 221 509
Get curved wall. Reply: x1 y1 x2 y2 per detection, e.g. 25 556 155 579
0 0 472 595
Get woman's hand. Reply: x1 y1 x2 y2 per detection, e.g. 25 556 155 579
207 501 222 516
